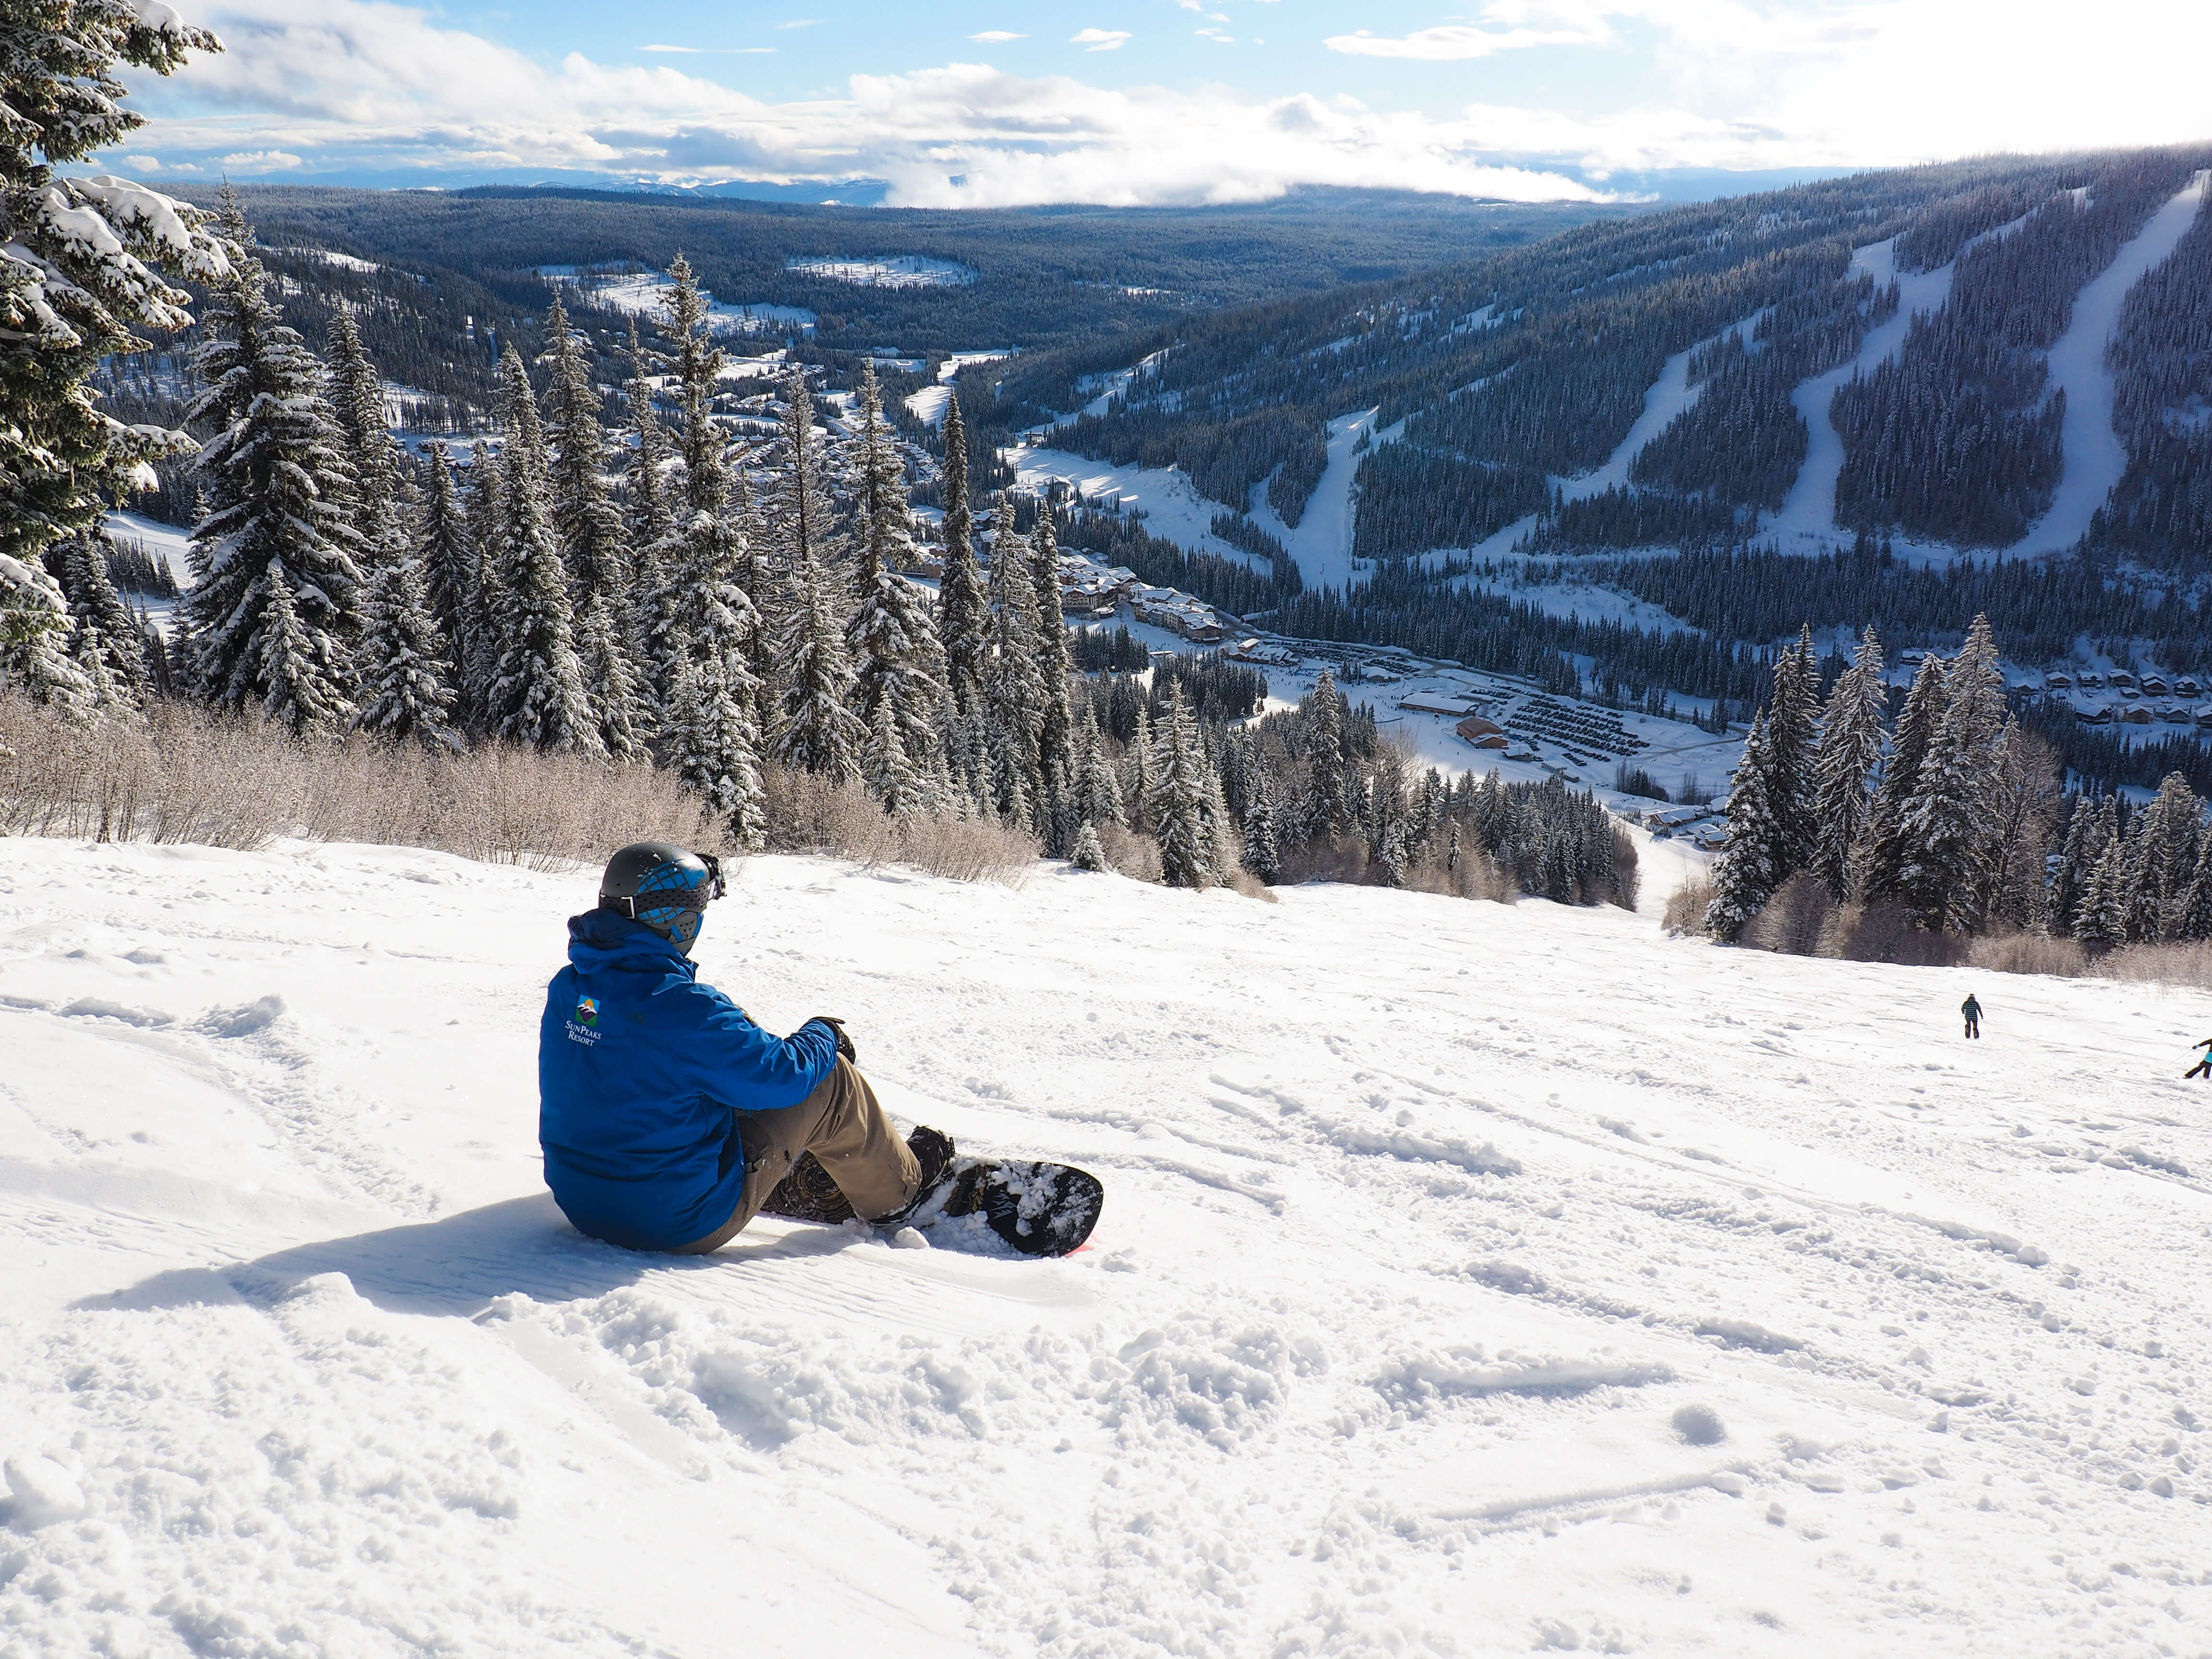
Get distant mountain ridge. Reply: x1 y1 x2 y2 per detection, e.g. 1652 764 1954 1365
982 148 2212 576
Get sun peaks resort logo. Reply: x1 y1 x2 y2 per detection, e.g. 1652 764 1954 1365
576 996 599 1026
566 995 602 1046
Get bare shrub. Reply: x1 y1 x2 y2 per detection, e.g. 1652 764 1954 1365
1740 872 1837 956
758 763 902 865
1096 821 1163 884
1275 835 1363 886
2092 941 2212 992
1405 845 1515 903
1831 902 1969 967
1969 933 2088 979
1611 825 1641 912
1662 874 1714 937
1227 868 1280 903
898 815 1037 885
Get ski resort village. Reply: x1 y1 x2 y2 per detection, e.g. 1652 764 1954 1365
15 5 2212 1658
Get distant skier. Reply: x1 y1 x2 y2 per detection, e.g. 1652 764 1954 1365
1961 993 1983 1040
2187 1039 2212 1081
538 842 962 1253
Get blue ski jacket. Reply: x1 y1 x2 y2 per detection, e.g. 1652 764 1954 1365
539 908 841 1250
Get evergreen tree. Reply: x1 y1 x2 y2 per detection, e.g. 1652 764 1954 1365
1303 670 1353 838
1809 626 1885 898
576 590 649 762
2047 793 2106 937
0 4 224 577
986 521 1046 796
2174 836 2212 943
256 563 351 733
850 359 914 581
184 204 364 718
935 397 988 715
2128 772 2201 941
483 366 600 754
622 316 678 682
0 549 90 709
665 653 764 849
1148 683 1217 890
61 535 149 706
1072 702 1127 828
1029 513 1076 785
770 365 863 781
1859 649 1949 904
662 253 727 518
1765 624 1820 873
353 554 456 745
2075 838 2128 952
1241 766 1283 883
541 294 626 605
1072 820 1109 872
1705 710 1786 940
415 445 481 717
843 367 945 793
325 311 402 565
1896 617 2010 931
861 693 929 818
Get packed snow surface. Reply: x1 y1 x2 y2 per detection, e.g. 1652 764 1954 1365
2008 172 2212 556
7 838 2212 1656
1248 408 1377 593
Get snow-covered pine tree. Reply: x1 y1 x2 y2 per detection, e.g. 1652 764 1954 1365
769 365 863 781
1302 670 1353 840
353 553 456 745
1705 710 1786 940
2047 793 2106 937
1809 626 1886 897
541 295 626 606
2127 772 2201 941
1125 697 1154 831
2174 835 2212 944
1975 720 2061 933
256 563 350 733
1894 619 2008 931
661 254 726 519
0 550 91 708
1148 683 1216 890
575 590 648 763
483 363 600 754
184 201 364 720
1765 625 1821 873
1858 649 1949 905
935 397 988 715
1071 820 1108 872
415 445 482 722
1241 766 1283 883
325 311 403 566
986 520 1046 798
843 367 944 796
1072 701 1126 828
0 3 225 583
861 693 928 818
621 317 677 675
850 359 914 581
1027 512 1076 786
2075 838 2128 952
61 535 149 707
665 653 764 848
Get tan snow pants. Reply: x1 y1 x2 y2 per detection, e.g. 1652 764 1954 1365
672 1058 920 1253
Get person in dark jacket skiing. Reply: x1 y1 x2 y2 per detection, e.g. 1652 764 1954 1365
2187 1038 2212 1081
539 842 957 1253
1961 993 1982 1039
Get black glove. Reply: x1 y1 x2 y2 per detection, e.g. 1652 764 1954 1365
811 1016 857 1064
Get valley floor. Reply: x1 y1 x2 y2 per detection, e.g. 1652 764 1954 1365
4 838 2212 1656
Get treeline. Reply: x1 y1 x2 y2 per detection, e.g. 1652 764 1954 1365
1350 445 1548 558
1055 507 1301 618
2096 186 2212 565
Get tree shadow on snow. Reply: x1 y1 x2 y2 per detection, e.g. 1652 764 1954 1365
80 1193 875 1318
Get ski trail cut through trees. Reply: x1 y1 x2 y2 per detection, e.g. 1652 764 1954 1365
1767 237 1958 553
1460 313 1762 564
2007 170 2212 556
1247 407 1378 594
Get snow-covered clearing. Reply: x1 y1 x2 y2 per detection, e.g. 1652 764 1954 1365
536 267 816 337
1564 315 1764 507
1246 407 1378 593
786 255 975 288
8 835 2212 1655
2009 172 2212 556
904 384 953 426
1007 447 1266 572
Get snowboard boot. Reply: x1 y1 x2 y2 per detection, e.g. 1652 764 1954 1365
880 1126 986 1227
763 1126 967 1228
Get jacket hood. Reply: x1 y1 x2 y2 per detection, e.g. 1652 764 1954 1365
566 908 698 978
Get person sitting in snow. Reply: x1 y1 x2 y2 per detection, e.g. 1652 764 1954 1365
538 842 961 1253
1960 993 1982 1040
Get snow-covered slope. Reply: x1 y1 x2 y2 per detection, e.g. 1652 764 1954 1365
6 838 2212 1656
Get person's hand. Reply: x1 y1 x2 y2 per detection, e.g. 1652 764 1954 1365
811 1016 857 1063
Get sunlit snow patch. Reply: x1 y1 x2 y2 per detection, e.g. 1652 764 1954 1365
785 254 976 288
536 265 815 336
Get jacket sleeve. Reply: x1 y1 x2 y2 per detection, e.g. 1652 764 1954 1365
660 982 842 1113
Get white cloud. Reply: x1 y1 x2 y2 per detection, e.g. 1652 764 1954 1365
123 154 163 168
1325 23 1607 59
1070 28 1132 51
969 31 1026 43
120 0 2212 206
219 149 301 170
639 43 697 53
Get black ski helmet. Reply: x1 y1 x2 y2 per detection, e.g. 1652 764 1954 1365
598 842 726 953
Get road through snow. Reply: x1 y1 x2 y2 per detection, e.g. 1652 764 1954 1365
7 838 2212 1655
2009 172 2212 556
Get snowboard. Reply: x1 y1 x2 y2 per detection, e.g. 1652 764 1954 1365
763 1152 1104 1257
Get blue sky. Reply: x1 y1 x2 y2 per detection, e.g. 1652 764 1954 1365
111 0 2212 206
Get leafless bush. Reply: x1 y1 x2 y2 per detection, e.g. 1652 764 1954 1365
758 763 901 865
1828 902 1969 967
1663 874 1714 937
1405 845 1516 903
2092 941 2212 992
1611 826 1641 913
1741 873 1838 956
1227 868 1280 903
1096 821 1163 884
898 814 1037 885
1969 933 2089 978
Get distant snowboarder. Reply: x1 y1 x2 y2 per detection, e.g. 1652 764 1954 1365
538 842 1101 1257
2186 1039 2212 1081
1961 993 1983 1039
